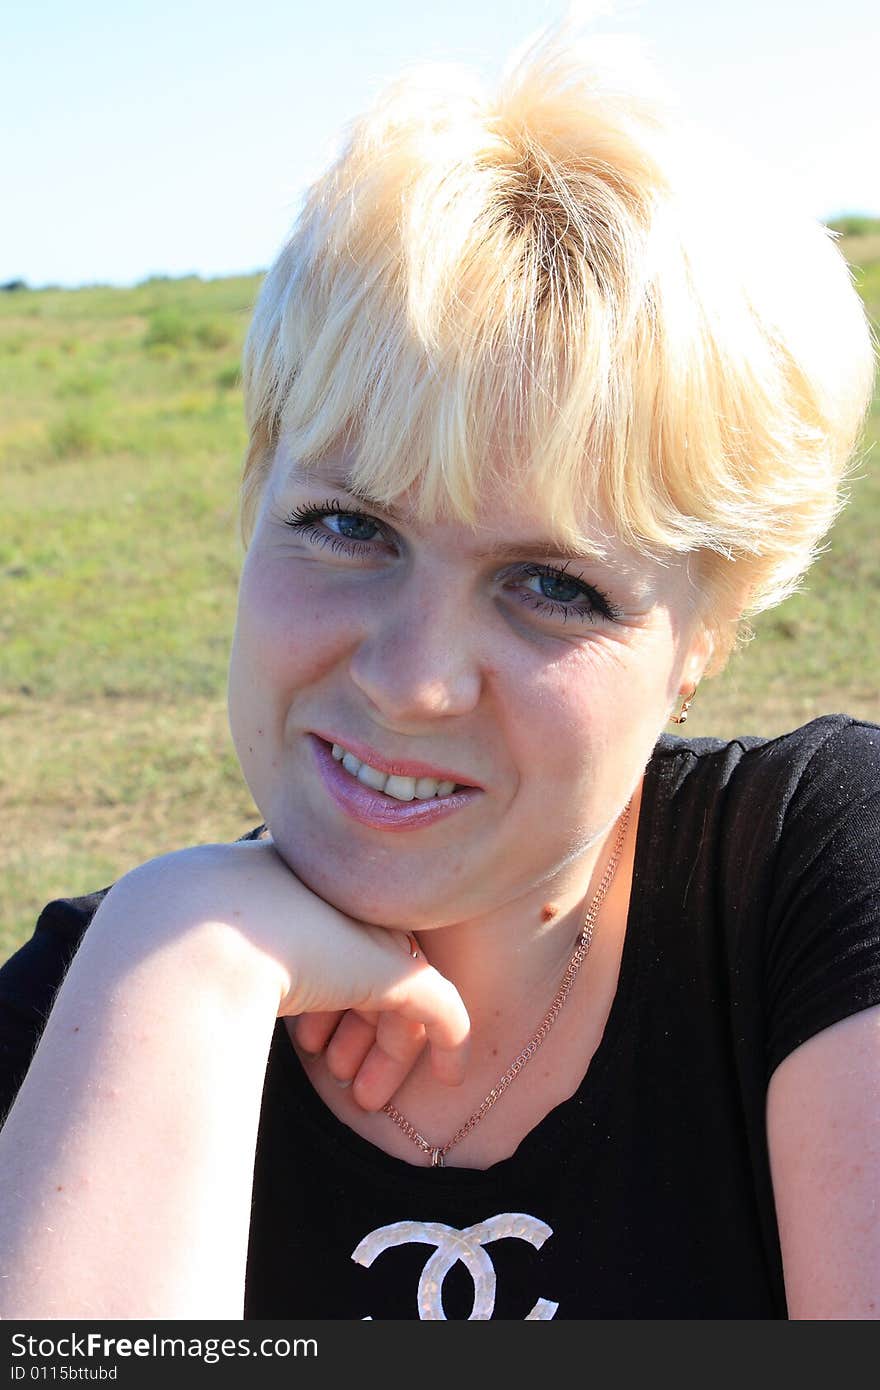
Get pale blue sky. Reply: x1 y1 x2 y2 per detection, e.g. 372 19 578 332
2 0 878 288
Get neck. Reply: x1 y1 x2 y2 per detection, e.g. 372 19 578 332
289 779 646 1171
410 782 641 1046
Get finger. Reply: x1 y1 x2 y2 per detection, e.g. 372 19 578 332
292 1010 345 1057
428 1036 470 1088
367 967 471 1077
351 1013 429 1112
324 1010 379 1086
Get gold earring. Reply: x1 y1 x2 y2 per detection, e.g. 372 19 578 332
670 683 698 725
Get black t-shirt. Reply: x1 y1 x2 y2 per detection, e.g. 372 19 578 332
2 714 879 1319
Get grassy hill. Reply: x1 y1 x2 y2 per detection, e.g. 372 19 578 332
1 234 878 955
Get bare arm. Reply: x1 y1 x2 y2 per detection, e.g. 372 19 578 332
0 868 282 1319
0 841 469 1319
767 1002 880 1319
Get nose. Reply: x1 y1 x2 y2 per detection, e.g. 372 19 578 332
347 573 483 725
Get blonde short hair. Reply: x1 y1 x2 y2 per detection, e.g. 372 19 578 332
239 20 875 670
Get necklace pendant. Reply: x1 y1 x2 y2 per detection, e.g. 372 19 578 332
430 1146 445 1168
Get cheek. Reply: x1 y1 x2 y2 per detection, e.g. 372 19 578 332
233 554 350 687
227 555 352 781
496 649 606 794
523 635 650 723
511 636 673 789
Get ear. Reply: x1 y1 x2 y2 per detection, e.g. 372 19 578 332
680 623 714 693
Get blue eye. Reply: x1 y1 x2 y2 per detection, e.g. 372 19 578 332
514 563 618 623
284 499 386 555
316 509 378 544
283 501 619 624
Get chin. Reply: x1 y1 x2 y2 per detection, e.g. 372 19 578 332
266 825 432 929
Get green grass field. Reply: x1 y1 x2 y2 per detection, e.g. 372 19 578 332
2 236 879 957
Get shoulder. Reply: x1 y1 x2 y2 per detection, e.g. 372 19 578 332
755 719 880 1317
0 822 268 1062
5 822 269 962
641 714 880 1064
745 712 880 807
647 713 880 846
664 716 880 1080
651 711 879 786
648 709 880 912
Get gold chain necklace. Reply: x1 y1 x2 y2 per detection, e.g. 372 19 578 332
382 798 632 1167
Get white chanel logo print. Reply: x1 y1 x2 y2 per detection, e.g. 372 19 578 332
351 1212 559 1319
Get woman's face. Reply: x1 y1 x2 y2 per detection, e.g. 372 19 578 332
227 443 710 929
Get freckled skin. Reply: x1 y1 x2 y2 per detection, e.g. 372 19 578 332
227 447 710 936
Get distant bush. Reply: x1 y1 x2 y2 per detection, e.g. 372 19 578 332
137 273 203 288
215 363 241 390
1 279 28 293
194 319 232 350
144 308 191 349
56 368 110 399
48 409 103 457
827 214 880 238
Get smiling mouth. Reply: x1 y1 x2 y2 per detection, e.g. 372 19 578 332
327 741 465 802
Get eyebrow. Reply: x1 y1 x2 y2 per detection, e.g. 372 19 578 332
281 464 609 565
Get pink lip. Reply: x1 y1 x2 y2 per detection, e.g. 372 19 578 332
308 734 483 832
310 729 482 789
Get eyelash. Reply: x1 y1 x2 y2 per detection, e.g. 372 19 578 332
282 499 620 624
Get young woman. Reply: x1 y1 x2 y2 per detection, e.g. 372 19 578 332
0 22 877 1319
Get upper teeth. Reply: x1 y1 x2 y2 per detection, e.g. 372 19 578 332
331 743 458 801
